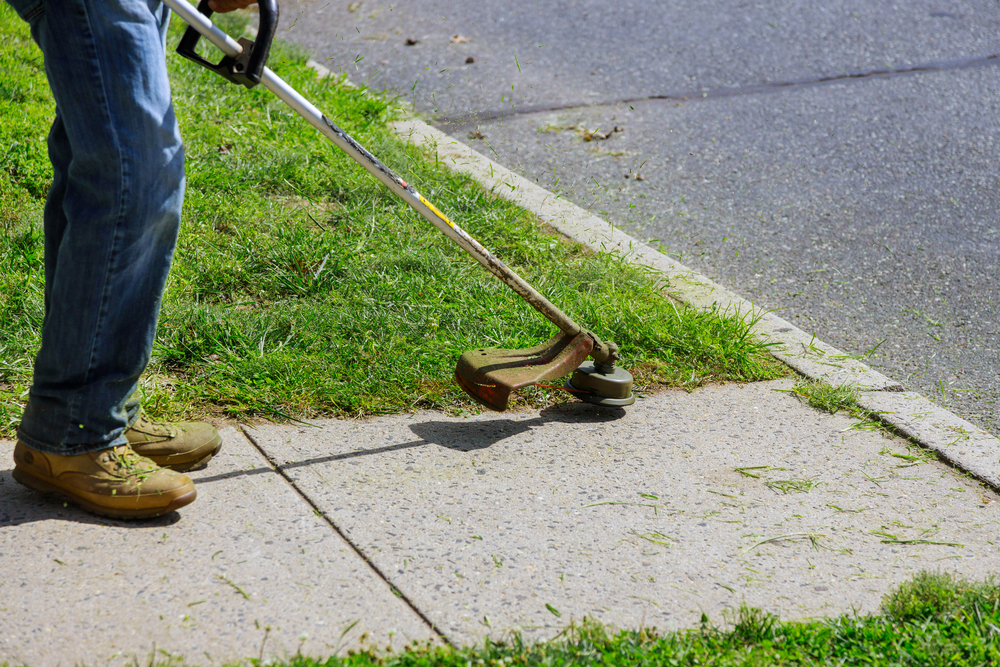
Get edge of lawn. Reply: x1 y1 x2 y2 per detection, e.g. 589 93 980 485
2 570 998 667
0 7 788 436
380 71 1000 494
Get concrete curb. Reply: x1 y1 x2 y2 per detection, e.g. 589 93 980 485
385 119 1000 490
301 58 998 490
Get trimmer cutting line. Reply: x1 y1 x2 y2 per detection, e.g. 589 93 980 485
165 0 635 411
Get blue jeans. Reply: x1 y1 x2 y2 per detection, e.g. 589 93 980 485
6 0 184 455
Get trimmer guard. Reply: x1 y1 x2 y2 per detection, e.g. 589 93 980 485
455 332 595 412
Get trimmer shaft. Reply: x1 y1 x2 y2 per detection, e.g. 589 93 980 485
166 0 638 416
566 361 636 407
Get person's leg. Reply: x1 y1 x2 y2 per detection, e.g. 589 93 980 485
17 0 184 455
40 114 220 473
8 0 198 518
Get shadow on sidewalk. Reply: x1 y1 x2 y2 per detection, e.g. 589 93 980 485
1 403 623 524
0 469 183 528
198 402 626 485
409 401 626 451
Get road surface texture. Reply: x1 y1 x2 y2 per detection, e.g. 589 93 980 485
274 0 1000 437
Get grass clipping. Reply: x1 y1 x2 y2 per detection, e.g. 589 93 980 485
0 7 784 430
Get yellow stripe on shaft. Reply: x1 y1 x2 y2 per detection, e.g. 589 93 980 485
419 195 455 228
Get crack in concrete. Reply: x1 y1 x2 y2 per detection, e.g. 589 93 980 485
435 52 1000 131
239 425 455 646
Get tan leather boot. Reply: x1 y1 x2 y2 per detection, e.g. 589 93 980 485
125 412 222 472
12 442 196 519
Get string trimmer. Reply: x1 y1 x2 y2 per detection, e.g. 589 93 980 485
165 0 635 411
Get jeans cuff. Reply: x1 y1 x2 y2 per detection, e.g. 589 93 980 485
15 428 126 457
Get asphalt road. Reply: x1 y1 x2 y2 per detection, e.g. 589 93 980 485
274 0 1000 437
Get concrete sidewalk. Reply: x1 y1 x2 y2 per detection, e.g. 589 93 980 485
3 379 999 665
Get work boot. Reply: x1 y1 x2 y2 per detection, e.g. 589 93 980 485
12 442 196 519
125 412 222 472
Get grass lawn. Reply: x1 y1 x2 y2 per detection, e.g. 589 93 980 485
0 5 785 433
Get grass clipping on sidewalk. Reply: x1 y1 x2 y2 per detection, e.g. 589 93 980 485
0 8 784 431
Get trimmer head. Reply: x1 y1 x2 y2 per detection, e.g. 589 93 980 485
455 332 636 411
566 361 636 407
455 332 594 411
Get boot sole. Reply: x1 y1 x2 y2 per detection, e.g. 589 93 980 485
12 466 197 520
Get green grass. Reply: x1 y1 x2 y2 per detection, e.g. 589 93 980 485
0 5 786 432
790 380 861 416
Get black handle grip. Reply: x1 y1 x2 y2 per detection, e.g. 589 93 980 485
246 0 278 84
176 0 279 88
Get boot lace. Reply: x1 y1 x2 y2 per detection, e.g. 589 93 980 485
108 446 156 484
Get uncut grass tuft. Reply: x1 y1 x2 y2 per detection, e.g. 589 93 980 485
881 570 1000 623
792 379 860 416
0 5 785 431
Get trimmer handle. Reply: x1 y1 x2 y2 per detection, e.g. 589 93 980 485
176 0 279 88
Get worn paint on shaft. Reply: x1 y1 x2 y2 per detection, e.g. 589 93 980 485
322 114 411 191
318 115 587 340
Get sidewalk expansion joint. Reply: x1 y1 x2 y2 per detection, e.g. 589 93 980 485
239 425 455 646
433 52 1000 130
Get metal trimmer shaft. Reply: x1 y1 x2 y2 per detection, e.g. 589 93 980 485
164 0 618 364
